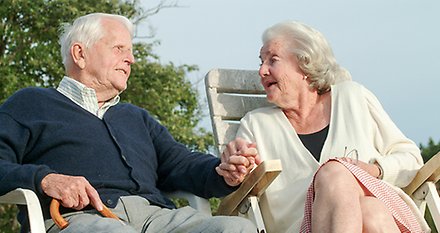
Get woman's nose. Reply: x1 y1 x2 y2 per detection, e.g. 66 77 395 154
259 65 269 78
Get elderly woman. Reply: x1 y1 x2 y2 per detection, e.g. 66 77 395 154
233 21 428 232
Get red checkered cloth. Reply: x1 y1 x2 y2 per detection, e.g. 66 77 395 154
300 158 423 233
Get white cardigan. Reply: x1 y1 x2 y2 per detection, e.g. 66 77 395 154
237 81 423 233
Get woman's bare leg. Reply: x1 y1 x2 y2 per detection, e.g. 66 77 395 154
360 196 400 233
312 161 363 233
311 161 399 233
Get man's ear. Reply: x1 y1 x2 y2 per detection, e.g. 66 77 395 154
71 43 86 69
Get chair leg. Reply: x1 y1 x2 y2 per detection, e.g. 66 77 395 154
425 182 440 230
239 196 266 233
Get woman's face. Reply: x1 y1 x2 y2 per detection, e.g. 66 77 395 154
259 39 305 108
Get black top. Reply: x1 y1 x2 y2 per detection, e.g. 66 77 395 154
298 125 330 162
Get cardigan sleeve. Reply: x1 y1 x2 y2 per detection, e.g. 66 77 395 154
0 113 55 196
362 86 423 187
236 113 256 143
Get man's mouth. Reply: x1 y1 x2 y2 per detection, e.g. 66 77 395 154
116 68 127 75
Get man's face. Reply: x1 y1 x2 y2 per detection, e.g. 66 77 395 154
83 19 134 98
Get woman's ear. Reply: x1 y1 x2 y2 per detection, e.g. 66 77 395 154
71 43 86 69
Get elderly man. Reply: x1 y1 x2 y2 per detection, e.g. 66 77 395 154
0 13 257 233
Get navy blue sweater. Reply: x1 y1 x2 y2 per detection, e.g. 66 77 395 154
0 87 234 224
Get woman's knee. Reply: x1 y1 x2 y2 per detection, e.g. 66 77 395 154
314 161 352 192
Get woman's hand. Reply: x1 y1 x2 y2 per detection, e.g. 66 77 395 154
216 138 261 186
339 157 382 179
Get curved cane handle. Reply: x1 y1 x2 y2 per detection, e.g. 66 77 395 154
50 199 69 229
50 198 120 229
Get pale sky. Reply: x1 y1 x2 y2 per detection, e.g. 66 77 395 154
139 0 440 145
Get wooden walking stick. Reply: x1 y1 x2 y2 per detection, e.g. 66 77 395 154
50 198 121 229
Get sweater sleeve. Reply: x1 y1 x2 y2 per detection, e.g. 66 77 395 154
0 113 55 196
145 113 236 198
362 86 423 187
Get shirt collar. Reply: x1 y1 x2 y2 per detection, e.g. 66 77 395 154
57 76 120 118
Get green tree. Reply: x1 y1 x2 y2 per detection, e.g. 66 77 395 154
124 43 213 150
419 137 440 233
0 0 214 232
420 137 440 163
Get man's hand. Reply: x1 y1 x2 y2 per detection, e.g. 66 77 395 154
216 138 261 186
41 173 103 211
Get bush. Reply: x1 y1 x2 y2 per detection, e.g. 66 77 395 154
0 204 19 233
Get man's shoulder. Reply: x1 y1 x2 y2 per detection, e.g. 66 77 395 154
8 87 56 100
3 87 57 106
109 102 155 120
112 102 144 113
0 87 60 120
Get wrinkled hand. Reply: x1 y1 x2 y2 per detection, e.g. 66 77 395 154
216 138 261 186
339 157 381 178
41 173 103 211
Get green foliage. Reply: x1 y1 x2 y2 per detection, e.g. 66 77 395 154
0 0 213 151
425 208 438 233
0 205 19 233
209 198 222 215
420 137 440 163
172 197 221 216
0 0 213 232
419 138 440 232
0 0 139 102
122 42 214 151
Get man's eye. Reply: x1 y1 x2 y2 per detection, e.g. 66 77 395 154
270 57 279 64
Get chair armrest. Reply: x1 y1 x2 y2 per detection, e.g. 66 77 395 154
403 152 440 196
164 191 212 216
0 188 46 233
217 160 282 215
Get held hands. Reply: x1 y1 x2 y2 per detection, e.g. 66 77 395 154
216 138 261 186
41 173 103 211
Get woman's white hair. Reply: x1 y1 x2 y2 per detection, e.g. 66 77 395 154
262 21 351 94
59 13 134 71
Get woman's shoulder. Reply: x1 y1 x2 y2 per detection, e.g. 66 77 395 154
332 80 364 91
248 105 280 115
332 80 383 110
242 106 282 122
331 80 370 98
